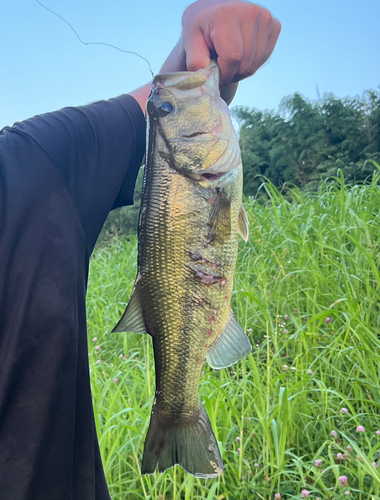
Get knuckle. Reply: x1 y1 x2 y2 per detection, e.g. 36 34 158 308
273 18 282 35
238 63 254 80
258 8 272 25
245 3 261 20
219 3 240 19
226 49 244 65
251 52 266 72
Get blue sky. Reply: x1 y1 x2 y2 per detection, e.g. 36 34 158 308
1 0 379 129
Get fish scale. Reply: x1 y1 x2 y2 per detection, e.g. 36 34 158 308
113 62 251 478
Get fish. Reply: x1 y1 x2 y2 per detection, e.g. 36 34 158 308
113 61 251 478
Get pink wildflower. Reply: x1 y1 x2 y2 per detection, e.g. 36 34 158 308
283 329 289 334
113 378 118 383
330 430 337 437
254 463 259 467
339 476 348 487
284 315 290 321
237 448 241 455
325 317 331 324
92 337 97 342
282 365 289 371
346 445 352 452
275 494 281 500
96 360 101 365
337 453 343 460
376 430 380 436
344 492 350 496
307 369 313 375
301 490 309 498
340 408 348 414
235 436 241 443
119 354 124 359
314 459 322 467
356 425 365 432
95 346 100 351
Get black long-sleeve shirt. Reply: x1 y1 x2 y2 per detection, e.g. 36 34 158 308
0 95 146 500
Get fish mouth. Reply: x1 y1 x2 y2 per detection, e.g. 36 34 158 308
182 131 207 139
201 171 227 181
182 122 222 140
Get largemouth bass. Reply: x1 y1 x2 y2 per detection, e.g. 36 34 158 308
113 61 251 478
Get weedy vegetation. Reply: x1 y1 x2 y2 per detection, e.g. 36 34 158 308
87 163 380 500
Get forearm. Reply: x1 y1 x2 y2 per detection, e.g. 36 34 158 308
129 84 151 117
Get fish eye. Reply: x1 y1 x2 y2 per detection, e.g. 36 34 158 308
156 101 174 116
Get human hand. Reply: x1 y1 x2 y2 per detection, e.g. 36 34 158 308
131 0 281 111
183 0 281 86
160 0 281 101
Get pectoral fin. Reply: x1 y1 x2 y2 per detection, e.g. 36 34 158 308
207 190 231 244
112 288 148 334
206 311 251 369
237 203 249 242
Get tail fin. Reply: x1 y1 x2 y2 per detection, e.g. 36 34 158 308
141 403 223 478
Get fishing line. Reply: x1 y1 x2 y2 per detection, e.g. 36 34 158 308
35 0 154 79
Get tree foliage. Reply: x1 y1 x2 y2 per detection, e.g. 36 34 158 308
234 89 380 195
96 89 380 243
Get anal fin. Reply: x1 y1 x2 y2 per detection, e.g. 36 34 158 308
206 311 251 369
112 288 148 334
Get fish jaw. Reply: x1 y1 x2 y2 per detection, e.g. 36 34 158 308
147 61 241 179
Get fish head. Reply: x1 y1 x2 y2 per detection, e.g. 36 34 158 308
147 62 241 182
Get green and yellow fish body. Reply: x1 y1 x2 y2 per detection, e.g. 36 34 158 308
113 62 251 478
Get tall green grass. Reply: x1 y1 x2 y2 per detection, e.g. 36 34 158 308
87 165 380 499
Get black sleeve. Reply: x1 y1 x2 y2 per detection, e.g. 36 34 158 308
12 94 146 250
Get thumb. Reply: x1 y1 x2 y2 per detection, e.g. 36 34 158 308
184 28 212 72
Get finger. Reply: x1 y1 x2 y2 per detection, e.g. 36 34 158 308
232 8 262 81
262 17 281 64
212 19 244 87
243 13 281 79
184 27 212 72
